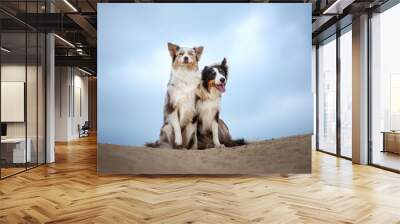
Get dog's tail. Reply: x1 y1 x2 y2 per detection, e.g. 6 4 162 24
145 141 160 148
224 138 246 147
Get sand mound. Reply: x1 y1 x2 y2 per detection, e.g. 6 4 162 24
98 134 311 175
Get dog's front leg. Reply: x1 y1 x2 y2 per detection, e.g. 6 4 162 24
192 124 198 149
212 121 224 148
184 123 197 149
169 111 183 148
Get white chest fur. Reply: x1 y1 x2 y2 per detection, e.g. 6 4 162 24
197 96 221 133
168 69 200 125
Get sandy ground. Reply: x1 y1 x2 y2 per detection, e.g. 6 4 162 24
98 134 312 174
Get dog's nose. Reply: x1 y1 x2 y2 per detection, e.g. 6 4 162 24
220 78 226 83
183 56 189 62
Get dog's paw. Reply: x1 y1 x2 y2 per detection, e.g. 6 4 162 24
175 139 183 146
215 144 225 148
175 144 184 149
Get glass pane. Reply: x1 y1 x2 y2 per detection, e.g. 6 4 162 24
1 32 27 177
318 36 337 154
38 33 45 165
340 29 352 158
27 31 38 169
371 4 400 171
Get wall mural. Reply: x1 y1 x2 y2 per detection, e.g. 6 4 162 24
97 3 313 174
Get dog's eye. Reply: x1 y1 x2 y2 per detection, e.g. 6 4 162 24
179 52 184 56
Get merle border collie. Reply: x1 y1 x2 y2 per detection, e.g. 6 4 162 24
146 42 204 149
196 58 245 149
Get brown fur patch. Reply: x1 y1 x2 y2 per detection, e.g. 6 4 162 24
187 132 195 149
215 111 219 122
195 94 200 104
195 85 208 101
180 110 194 128
194 46 204 61
168 42 179 60
172 60 198 71
218 119 232 145
181 125 187 147
207 80 215 92
160 129 168 143
165 93 175 114
192 114 198 124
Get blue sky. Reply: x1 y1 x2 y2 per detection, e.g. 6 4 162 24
98 3 313 146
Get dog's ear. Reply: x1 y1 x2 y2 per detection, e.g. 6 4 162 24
221 58 228 75
194 46 204 61
168 42 180 60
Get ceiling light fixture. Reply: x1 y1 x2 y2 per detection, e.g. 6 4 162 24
76 48 85 55
78 67 93 76
1 47 11 53
63 0 78 12
54 34 75 48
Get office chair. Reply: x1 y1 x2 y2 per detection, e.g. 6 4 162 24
79 121 90 138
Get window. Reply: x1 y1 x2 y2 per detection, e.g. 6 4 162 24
318 36 337 154
371 3 400 171
316 26 353 159
339 28 352 158
0 2 47 179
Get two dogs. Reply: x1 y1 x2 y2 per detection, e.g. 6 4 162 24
146 43 244 149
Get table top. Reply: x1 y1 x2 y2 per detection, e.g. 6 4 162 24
381 131 400 134
1 138 28 143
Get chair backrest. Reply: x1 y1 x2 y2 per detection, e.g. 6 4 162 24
82 121 90 129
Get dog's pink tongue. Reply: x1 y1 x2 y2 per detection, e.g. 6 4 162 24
217 85 225 93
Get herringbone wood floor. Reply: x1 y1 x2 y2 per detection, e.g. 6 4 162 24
1 135 400 224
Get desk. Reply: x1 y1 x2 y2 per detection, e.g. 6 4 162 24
1 138 31 163
382 131 400 154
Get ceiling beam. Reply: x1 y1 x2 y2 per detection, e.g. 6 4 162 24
323 0 356 14
55 55 96 72
67 13 97 46
312 15 335 33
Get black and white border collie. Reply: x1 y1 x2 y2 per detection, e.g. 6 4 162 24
146 42 203 149
196 58 245 149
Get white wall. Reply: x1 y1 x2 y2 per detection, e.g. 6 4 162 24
55 67 89 141
55 67 70 141
71 72 89 138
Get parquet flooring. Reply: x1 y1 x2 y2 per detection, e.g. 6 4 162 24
1 135 400 223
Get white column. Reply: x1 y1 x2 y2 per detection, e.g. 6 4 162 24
45 0 56 163
312 45 317 150
46 32 55 163
352 14 369 164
